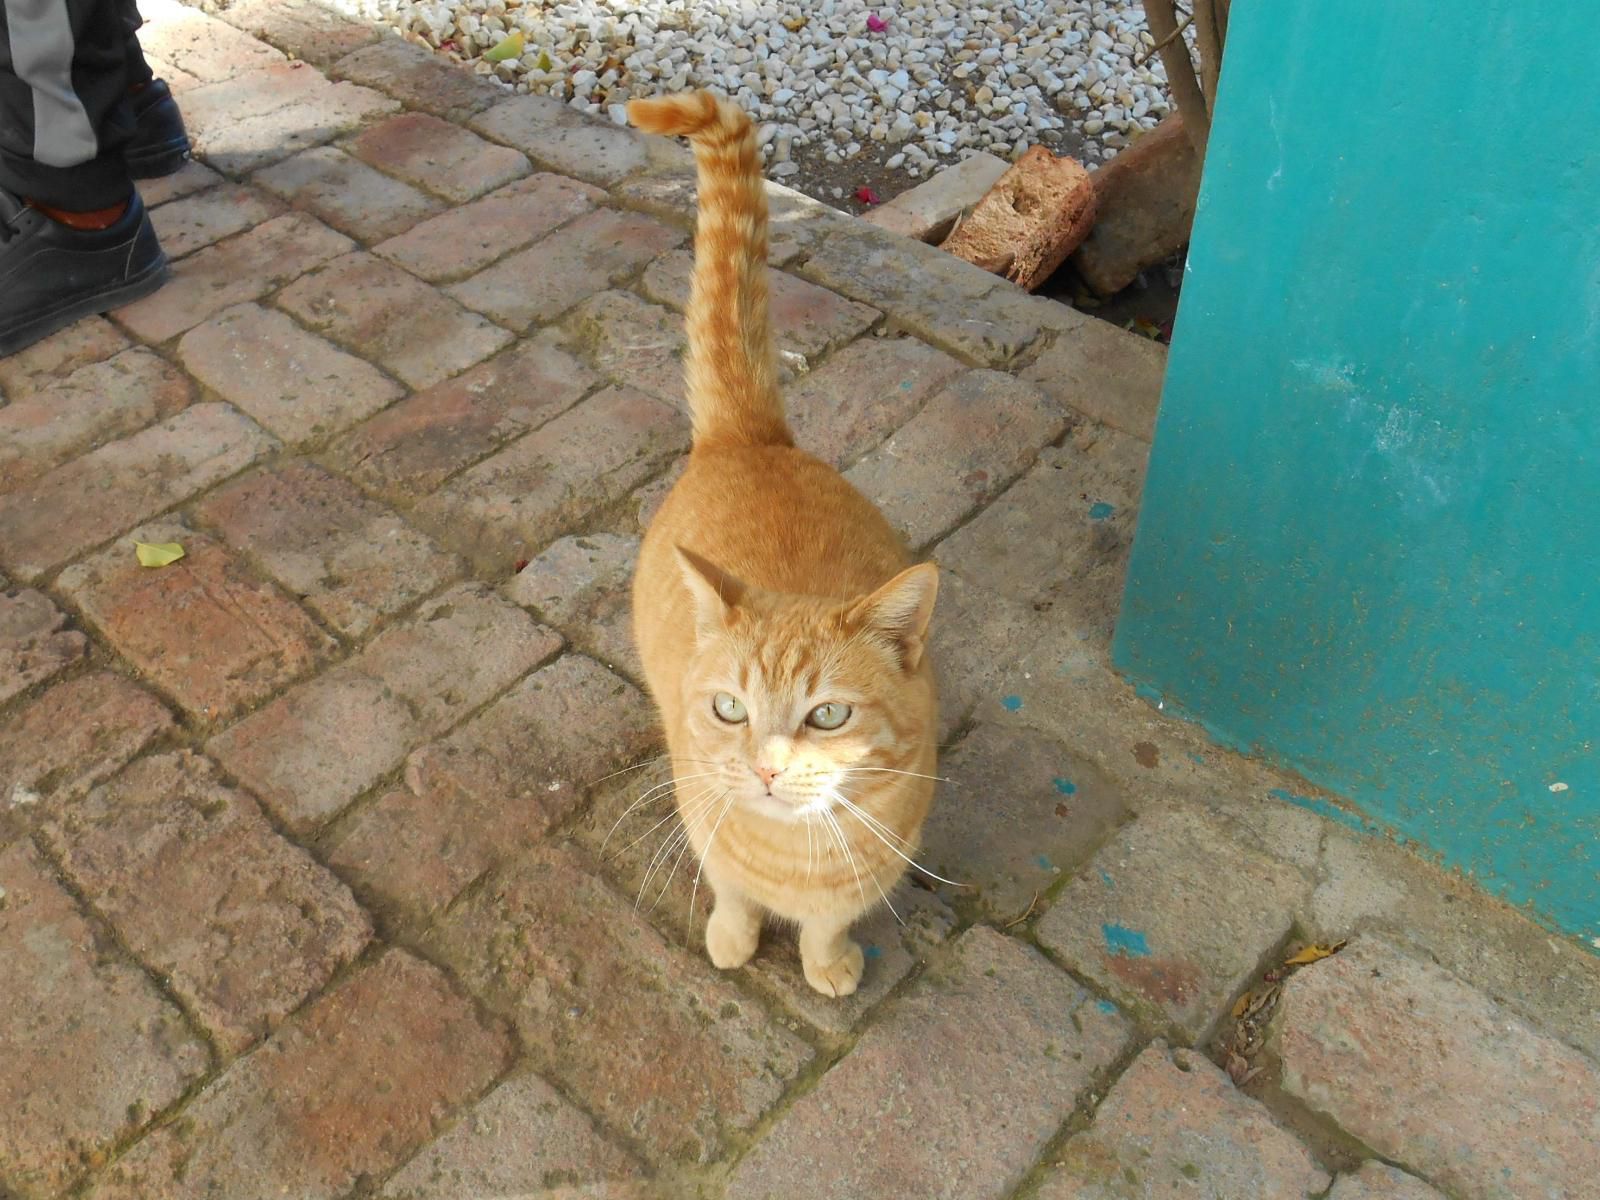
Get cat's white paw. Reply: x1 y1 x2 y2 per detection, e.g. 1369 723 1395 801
705 905 759 969
803 939 865 997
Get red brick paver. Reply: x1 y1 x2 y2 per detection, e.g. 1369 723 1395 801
346 110 531 203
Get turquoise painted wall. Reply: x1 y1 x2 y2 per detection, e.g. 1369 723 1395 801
1113 2 1599 946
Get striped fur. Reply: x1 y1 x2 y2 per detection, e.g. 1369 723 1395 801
627 92 790 449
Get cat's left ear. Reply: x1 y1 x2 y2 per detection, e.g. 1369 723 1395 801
852 562 938 671
676 546 747 642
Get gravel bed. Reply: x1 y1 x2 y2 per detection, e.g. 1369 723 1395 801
330 0 1178 203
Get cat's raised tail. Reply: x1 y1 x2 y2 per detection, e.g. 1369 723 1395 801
628 92 792 450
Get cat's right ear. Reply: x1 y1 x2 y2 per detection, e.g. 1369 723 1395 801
676 546 746 641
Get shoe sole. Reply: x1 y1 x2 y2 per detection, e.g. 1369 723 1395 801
128 136 192 179
0 254 170 357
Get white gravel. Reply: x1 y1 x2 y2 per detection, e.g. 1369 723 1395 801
330 0 1177 178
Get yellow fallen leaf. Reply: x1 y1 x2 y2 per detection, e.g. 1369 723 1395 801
483 30 524 62
135 541 186 568
535 49 553 71
782 16 807 31
1231 991 1253 1019
1284 940 1347 967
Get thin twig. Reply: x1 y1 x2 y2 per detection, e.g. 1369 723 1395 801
1141 0 1210 155
1002 890 1042 930
1192 0 1224 111
1133 13 1193 68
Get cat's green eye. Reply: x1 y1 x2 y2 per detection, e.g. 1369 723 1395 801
806 702 852 730
712 691 748 723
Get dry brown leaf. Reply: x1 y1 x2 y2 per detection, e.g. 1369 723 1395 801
1231 991 1253 1019
1284 939 1348 967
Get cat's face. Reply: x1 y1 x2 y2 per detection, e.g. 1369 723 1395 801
674 550 937 825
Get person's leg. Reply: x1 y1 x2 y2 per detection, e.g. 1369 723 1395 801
0 0 138 210
0 0 168 355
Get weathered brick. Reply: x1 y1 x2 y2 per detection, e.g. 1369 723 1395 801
176 303 403 444
427 843 812 1163
784 335 965 468
180 61 399 174
927 722 1127 920
57 521 333 722
0 316 128 397
1327 1163 1448 1200
373 171 601 282
1021 319 1169 441
138 0 287 82
798 224 1086 364
0 349 190 495
0 402 277 582
563 290 686 405
629 455 685 531
195 461 457 638
277 251 513 388
331 38 498 120
506 532 639 673
469 94 649 185
208 586 557 832
149 182 279 258
0 672 173 816
214 0 381 70
326 331 598 502
115 212 354 342
0 589 87 705
137 158 222 207
414 385 688 570
1275 936 1600 1200
844 369 1067 548
1035 1043 1330 1199
43 752 371 1055
1036 809 1309 1041
0 840 208 1199
935 429 1148 652
728 925 1133 1200
253 145 445 241
327 655 654 927
378 1071 639 1199
345 111 529 203
447 208 684 330
87 951 512 1200
641 249 880 363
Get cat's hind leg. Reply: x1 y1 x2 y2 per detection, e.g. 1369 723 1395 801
800 916 864 997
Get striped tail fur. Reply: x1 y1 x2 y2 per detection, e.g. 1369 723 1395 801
627 92 792 450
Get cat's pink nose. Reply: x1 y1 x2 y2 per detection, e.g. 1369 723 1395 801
754 765 782 788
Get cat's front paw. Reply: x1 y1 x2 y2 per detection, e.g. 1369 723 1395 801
705 904 760 970
802 939 865 997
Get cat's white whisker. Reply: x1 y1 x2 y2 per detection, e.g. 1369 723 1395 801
844 766 953 785
636 785 722 910
650 788 727 913
822 807 869 912
829 785 919 851
834 794 968 888
602 770 725 855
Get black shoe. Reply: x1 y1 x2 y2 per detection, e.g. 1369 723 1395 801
126 79 191 179
0 189 169 357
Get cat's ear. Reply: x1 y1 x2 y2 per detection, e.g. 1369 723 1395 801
852 562 938 670
676 546 746 641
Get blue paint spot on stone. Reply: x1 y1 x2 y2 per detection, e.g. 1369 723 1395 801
1096 999 1119 1015
1036 854 1054 870
1089 501 1116 520
1101 923 1151 958
1099 869 1116 889
1053 777 1077 795
1001 694 1023 712
1188 752 1206 765
865 944 883 960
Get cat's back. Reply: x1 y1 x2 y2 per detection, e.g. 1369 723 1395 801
638 443 910 604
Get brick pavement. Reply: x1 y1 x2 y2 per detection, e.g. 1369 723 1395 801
1 3 1596 1197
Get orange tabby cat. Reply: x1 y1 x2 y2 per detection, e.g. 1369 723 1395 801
627 92 940 997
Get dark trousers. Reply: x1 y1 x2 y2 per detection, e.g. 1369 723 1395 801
0 0 152 208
